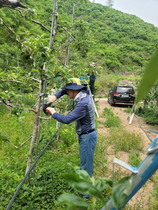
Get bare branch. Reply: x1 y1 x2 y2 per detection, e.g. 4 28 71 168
25 108 37 113
32 20 50 32
7 136 32 149
2 100 37 113
38 116 51 120
2 100 16 107
58 25 75 39
32 78 40 83
0 0 28 9
0 80 26 84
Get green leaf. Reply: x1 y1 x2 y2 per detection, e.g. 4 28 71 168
111 176 132 209
136 50 158 103
57 193 89 209
64 171 106 202
93 177 112 192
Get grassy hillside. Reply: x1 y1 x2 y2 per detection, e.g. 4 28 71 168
76 3 158 72
1 0 158 75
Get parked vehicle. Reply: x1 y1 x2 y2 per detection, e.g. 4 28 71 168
108 85 135 106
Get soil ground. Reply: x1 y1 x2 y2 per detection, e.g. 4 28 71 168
96 98 158 209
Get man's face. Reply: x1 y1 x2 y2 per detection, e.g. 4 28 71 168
66 89 75 99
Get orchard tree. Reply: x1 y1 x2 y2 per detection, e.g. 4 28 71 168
0 0 93 177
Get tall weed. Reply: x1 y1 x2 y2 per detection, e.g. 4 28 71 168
107 128 143 152
104 115 121 128
102 108 121 128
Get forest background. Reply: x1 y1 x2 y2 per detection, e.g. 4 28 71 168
0 0 158 209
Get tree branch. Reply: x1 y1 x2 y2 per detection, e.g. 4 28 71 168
0 0 28 9
0 80 26 84
32 20 50 32
2 100 37 113
32 78 40 83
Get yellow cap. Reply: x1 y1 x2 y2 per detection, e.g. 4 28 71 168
67 78 81 85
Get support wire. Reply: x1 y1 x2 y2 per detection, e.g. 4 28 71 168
6 127 60 210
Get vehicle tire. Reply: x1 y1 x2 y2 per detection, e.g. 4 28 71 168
109 99 114 106
111 102 115 106
108 97 110 104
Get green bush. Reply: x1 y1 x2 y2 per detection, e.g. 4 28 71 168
0 110 80 210
1 152 79 210
136 107 158 125
59 124 76 148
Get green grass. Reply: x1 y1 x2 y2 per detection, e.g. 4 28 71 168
124 107 132 114
107 128 143 152
104 115 121 128
128 152 141 167
102 107 114 117
149 173 158 210
100 107 122 128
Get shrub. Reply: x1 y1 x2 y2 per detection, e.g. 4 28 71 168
136 107 158 125
0 104 6 115
1 152 79 210
59 124 76 148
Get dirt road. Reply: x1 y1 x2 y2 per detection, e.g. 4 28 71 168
96 98 157 209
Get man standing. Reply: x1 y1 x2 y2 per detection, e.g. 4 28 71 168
43 82 97 178
89 62 96 99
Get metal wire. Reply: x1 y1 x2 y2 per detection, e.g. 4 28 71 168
135 115 152 142
7 136 32 149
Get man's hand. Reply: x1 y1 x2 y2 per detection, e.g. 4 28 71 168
47 95 57 104
45 107 56 115
42 103 50 115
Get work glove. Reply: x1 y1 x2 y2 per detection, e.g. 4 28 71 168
43 95 57 115
45 107 56 115
47 94 57 104
42 103 50 115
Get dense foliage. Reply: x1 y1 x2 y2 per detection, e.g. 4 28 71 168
1 0 158 103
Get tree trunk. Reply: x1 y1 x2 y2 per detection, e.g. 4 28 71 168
49 0 58 49
25 0 59 177
25 79 43 175
65 3 74 65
